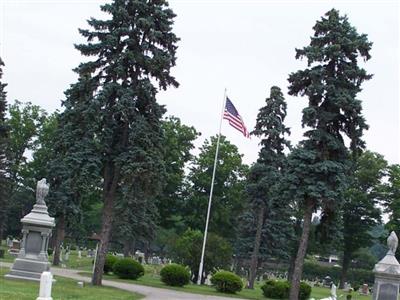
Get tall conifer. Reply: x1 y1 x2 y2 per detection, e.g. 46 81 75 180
245 86 291 288
287 9 371 298
69 0 178 285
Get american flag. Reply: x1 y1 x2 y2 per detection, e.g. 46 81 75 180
223 97 250 138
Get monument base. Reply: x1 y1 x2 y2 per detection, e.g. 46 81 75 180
5 257 51 281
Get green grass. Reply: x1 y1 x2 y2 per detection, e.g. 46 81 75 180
0 267 144 300
78 266 371 300
0 245 371 300
0 244 95 271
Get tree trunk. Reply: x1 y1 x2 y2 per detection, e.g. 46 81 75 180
91 162 120 286
289 200 314 300
123 239 131 257
0 221 4 242
288 218 303 283
52 214 65 266
248 204 265 289
339 249 351 289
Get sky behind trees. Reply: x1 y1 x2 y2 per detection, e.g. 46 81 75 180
1 0 399 165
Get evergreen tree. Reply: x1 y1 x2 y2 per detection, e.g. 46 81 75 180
112 114 167 257
241 86 292 289
70 0 178 285
0 57 10 240
340 151 386 287
46 75 101 265
287 9 371 298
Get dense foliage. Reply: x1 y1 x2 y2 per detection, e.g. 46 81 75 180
261 280 311 300
113 258 144 280
210 271 243 294
237 86 292 288
287 8 372 298
160 264 190 287
172 229 232 283
183 136 248 241
104 255 119 274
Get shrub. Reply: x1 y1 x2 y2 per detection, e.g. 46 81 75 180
113 258 144 280
47 248 53 256
104 255 119 274
299 282 312 300
160 264 190 287
261 280 311 300
261 279 290 299
211 270 243 294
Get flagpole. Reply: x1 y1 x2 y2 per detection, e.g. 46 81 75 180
197 88 227 285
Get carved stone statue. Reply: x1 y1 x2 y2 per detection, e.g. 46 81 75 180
36 178 49 205
388 231 398 255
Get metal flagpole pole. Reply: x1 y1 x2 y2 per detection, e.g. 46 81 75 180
197 88 227 285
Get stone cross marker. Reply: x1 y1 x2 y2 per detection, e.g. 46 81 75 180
5 178 55 281
372 231 400 300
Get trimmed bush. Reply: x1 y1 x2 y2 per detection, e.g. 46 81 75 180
261 279 311 300
261 279 290 299
211 270 243 294
113 258 144 280
160 264 190 287
104 255 119 274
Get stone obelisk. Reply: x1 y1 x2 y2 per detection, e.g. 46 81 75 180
6 179 55 281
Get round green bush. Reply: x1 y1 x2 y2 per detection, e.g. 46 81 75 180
160 264 190 287
261 280 311 300
210 270 243 294
261 279 290 299
104 254 119 274
113 258 144 280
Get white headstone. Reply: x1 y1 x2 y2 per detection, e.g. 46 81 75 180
78 250 82 258
36 271 53 300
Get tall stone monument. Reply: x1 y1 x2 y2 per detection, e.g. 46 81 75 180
6 179 55 281
372 231 400 300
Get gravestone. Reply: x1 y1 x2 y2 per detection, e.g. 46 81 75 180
372 231 400 300
8 239 21 256
5 179 55 281
361 283 369 295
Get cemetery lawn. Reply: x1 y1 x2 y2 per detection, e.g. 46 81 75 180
0 244 95 271
78 266 371 300
0 267 144 299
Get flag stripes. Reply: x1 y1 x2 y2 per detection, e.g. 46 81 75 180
223 97 250 138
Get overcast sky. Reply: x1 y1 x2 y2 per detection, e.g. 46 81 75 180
1 0 399 166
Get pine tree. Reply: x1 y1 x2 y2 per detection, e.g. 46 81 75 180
0 57 10 240
70 0 178 285
287 9 371 299
244 86 291 289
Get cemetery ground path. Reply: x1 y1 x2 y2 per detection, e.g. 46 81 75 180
0 262 246 300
